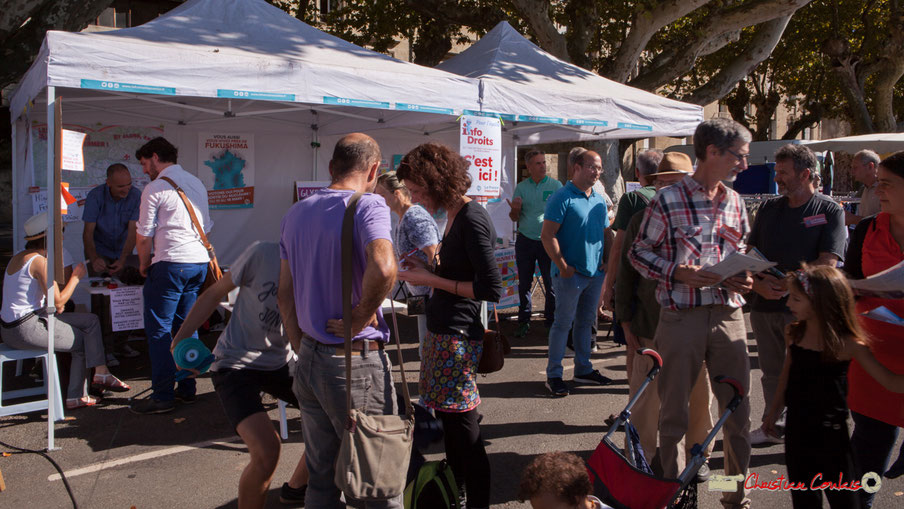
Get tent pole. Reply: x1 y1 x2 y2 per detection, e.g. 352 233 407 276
11 118 19 253
45 86 61 450
312 115 319 181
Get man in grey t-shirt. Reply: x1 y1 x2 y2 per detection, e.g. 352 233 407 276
172 241 308 507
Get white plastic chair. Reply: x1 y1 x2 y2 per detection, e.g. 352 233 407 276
0 344 65 419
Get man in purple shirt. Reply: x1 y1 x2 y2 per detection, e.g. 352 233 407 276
277 133 400 508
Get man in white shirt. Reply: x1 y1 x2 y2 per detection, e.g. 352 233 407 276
131 137 213 415
845 149 881 225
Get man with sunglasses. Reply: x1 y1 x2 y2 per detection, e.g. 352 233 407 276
630 118 754 509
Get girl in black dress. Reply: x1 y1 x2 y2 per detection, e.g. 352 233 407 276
761 265 904 509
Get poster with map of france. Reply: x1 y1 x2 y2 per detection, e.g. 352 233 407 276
198 133 255 209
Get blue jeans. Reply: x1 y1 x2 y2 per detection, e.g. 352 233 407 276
851 411 899 508
293 339 401 509
546 271 604 379
143 261 207 402
515 234 555 325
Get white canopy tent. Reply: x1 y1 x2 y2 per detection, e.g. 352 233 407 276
433 21 703 238
8 0 486 446
8 0 704 447
436 21 704 145
804 133 904 154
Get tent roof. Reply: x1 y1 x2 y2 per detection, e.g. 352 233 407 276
803 133 904 154
437 22 703 143
9 0 480 128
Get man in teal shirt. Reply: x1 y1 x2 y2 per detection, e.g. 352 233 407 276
541 149 612 397
508 150 562 337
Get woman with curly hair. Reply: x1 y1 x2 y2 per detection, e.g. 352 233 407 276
396 142 502 509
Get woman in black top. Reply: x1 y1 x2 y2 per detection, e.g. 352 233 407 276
397 142 502 509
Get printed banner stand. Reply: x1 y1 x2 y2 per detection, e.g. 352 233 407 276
295 181 330 201
460 115 502 197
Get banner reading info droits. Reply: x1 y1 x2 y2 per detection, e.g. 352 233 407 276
459 115 502 197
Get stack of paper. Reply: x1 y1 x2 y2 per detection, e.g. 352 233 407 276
850 260 904 299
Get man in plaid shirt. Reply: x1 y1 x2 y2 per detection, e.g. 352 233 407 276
629 118 754 509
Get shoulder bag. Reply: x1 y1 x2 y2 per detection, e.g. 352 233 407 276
160 176 223 291
477 303 510 374
334 192 415 500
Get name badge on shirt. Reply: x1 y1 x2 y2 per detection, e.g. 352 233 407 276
717 224 742 248
803 214 827 228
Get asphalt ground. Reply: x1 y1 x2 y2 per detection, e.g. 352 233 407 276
1 303 903 508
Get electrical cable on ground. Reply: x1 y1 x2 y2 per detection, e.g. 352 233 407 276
0 438 78 509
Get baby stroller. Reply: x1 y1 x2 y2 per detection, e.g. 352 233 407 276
587 348 746 509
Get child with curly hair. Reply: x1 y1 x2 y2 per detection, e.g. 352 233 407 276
519 451 609 509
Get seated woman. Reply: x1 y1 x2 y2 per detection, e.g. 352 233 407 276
1 212 128 409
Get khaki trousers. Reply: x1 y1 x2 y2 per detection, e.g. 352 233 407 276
654 305 751 509
629 336 715 466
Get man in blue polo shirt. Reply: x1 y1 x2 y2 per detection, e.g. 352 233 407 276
541 148 613 397
82 163 141 276
508 149 562 338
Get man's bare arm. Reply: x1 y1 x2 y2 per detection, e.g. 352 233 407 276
277 260 303 352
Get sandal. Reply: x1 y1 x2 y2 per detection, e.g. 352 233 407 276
66 396 100 409
92 373 131 392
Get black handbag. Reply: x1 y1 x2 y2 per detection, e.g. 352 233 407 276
477 304 510 374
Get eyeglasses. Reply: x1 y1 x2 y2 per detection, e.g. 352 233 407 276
582 163 603 172
725 148 749 163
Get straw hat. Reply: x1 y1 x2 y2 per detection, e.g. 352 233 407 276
24 212 48 241
650 152 694 176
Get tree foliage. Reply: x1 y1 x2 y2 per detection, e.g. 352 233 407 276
1 0 113 90
716 0 903 136
281 0 813 109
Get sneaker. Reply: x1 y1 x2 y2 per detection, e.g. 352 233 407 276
515 322 530 338
119 344 141 358
105 353 120 367
573 369 614 386
590 341 599 352
695 461 712 483
545 377 569 397
279 482 307 505
564 345 575 358
750 427 783 445
129 398 175 415
175 392 197 404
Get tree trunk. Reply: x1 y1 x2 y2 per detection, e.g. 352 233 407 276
830 59 875 134
871 0 904 132
782 103 824 140
684 15 792 106
510 0 569 62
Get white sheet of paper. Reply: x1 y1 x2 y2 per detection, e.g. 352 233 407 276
703 252 777 282
61 129 87 172
110 286 144 332
849 260 904 299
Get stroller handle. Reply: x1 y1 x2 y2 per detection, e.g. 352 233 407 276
714 375 745 398
637 348 662 370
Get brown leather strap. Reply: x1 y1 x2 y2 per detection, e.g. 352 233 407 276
342 192 363 417
341 192 412 420
159 176 214 256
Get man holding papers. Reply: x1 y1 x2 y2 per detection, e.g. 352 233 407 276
746 144 847 446
630 119 754 509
